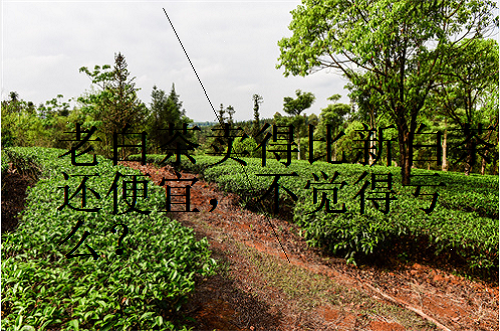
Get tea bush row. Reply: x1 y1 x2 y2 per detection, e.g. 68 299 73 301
1 154 9 177
1 148 42 180
131 154 498 276
2 147 217 331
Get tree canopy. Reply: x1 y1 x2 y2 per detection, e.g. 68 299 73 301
147 84 192 153
283 89 315 117
78 52 148 157
276 0 498 184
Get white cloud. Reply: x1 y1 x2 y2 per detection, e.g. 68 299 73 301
2 1 352 122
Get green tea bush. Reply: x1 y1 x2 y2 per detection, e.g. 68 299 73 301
2 147 216 330
137 153 498 277
1 153 9 177
2 148 42 181
231 137 259 158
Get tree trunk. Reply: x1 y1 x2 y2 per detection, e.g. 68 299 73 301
481 149 488 175
464 138 476 176
441 128 448 172
398 131 413 186
369 130 376 166
369 111 375 166
297 135 301 160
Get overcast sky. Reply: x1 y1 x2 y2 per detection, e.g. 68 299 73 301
2 0 351 122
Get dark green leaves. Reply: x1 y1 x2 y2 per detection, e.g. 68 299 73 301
2 147 216 330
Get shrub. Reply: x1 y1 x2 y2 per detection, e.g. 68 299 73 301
2 147 216 330
142 154 498 277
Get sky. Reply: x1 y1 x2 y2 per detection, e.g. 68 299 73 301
2 0 352 123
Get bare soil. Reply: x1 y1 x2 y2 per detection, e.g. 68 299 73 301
119 161 499 331
1 163 38 234
2 160 497 331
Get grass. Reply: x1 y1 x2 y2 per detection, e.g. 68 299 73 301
228 238 438 330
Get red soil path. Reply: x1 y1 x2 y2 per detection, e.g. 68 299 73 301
121 161 499 331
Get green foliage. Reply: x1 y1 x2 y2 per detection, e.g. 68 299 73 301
313 98 352 162
38 94 72 118
232 137 259 158
344 72 386 127
226 105 235 124
276 0 498 184
2 147 216 330
77 53 149 158
1 93 46 148
292 167 498 272
316 103 351 136
283 89 315 117
146 84 193 154
1 155 9 177
143 154 498 277
281 90 315 160
1 148 42 182
427 38 499 175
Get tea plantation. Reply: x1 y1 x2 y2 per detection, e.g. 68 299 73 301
131 153 499 279
4 148 496 329
2 147 216 330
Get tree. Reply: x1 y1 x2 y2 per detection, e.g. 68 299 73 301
2 92 24 147
414 99 460 171
36 94 81 149
283 89 315 117
38 94 71 121
321 94 351 130
1 92 46 148
252 94 264 142
315 95 351 162
478 83 499 175
78 52 148 158
217 103 226 124
7 92 20 112
147 84 192 153
344 73 385 130
283 89 315 160
430 38 499 175
276 0 498 185
226 105 235 124
204 104 229 153
232 136 259 158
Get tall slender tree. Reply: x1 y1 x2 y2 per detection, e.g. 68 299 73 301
252 94 264 142
147 83 191 153
226 105 235 124
315 95 351 162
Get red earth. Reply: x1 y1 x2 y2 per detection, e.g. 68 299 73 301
3 160 497 330
119 161 499 331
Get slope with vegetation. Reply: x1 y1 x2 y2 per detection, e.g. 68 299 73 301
1 147 216 330
129 153 499 281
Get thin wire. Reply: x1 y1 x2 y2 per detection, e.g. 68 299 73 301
162 7 290 263
162 8 222 125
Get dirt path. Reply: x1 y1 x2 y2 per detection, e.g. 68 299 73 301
121 161 499 331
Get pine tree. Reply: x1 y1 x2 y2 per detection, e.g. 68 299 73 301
147 83 191 153
226 105 235 124
78 52 148 158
